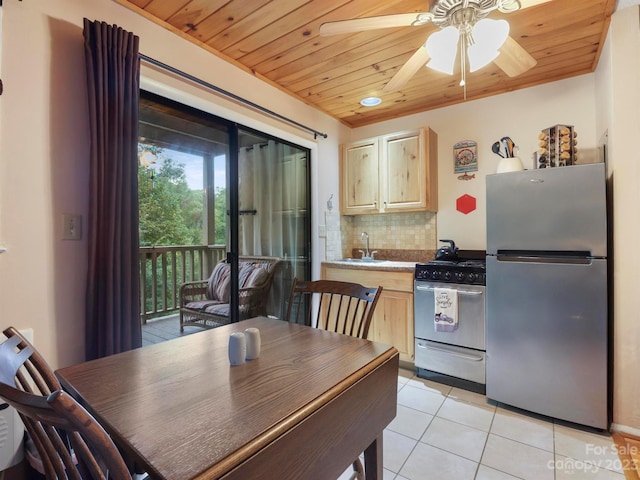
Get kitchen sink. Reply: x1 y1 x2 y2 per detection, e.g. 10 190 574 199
338 258 387 263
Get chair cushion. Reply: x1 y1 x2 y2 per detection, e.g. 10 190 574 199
203 303 230 317
185 299 224 311
242 265 268 288
207 262 232 302
203 303 250 317
206 262 271 303
238 262 256 288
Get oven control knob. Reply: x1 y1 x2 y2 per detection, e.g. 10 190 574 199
431 271 440 280
455 272 465 282
444 272 452 281
467 273 476 282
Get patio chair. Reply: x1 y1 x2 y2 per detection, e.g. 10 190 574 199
284 278 383 480
179 256 282 332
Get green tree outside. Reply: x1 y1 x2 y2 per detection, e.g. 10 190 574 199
138 144 204 246
138 144 225 317
213 185 227 245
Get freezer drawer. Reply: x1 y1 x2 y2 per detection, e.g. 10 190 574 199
486 255 608 429
415 339 485 384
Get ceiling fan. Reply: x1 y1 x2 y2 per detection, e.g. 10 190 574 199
319 0 551 93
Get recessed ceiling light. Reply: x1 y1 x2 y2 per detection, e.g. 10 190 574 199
360 97 382 107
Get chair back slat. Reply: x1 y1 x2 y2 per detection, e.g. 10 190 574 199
284 281 380 480
0 327 132 479
44 423 83 480
285 279 382 340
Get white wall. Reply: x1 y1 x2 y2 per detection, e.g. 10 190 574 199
0 0 346 369
350 75 598 251
599 5 640 435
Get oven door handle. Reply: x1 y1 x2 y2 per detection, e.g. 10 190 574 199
417 343 484 362
415 285 483 296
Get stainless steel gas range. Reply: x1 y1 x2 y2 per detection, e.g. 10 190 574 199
414 258 486 390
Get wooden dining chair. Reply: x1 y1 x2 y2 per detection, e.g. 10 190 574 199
2 326 65 477
285 279 383 480
0 327 133 479
285 278 382 339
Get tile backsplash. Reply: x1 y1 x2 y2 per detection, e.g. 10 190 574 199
324 210 343 261
324 211 437 260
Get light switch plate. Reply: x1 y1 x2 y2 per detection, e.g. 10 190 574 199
62 214 82 240
318 225 327 238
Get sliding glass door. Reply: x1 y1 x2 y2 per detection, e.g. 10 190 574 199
137 91 310 327
238 129 310 318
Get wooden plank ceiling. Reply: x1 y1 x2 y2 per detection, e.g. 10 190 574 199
117 0 616 128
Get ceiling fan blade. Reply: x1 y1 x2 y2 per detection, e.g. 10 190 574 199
383 46 431 93
518 0 553 9
494 36 537 77
319 13 431 36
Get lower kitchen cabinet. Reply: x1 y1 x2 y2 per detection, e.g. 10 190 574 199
369 290 413 363
321 265 414 364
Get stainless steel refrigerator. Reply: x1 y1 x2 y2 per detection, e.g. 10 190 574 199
486 163 609 429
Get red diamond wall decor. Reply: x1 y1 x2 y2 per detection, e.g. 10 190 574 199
456 194 476 215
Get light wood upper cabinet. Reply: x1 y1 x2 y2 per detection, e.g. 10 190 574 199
340 137 379 214
341 127 438 215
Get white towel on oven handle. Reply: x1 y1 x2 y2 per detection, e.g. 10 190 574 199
434 287 458 332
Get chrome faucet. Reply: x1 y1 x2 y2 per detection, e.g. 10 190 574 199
359 232 378 260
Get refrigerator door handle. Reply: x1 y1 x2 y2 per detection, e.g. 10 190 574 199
495 254 593 265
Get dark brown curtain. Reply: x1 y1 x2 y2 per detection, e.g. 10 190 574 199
83 19 141 360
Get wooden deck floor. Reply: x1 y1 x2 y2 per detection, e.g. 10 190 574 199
141 314 203 346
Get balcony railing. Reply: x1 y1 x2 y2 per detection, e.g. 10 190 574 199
139 245 227 323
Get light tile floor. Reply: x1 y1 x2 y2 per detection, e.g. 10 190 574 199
340 368 624 480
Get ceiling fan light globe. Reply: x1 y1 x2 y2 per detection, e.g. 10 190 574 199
425 26 459 75
472 18 510 51
468 47 500 71
468 19 509 71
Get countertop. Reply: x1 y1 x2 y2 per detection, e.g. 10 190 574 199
321 249 485 273
322 248 434 272
321 259 417 273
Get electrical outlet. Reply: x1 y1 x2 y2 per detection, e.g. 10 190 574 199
62 214 82 240
318 225 327 238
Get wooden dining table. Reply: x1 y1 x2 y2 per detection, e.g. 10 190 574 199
56 317 399 479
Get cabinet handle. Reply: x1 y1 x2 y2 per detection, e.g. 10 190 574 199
420 344 484 362
373 201 377 207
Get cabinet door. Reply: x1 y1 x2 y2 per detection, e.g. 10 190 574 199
381 128 438 212
322 265 415 364
340 139 379 214
369 290 414 363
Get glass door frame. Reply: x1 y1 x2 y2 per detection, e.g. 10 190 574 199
139 90 311 323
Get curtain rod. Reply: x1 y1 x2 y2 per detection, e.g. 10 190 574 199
139 54 328 140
